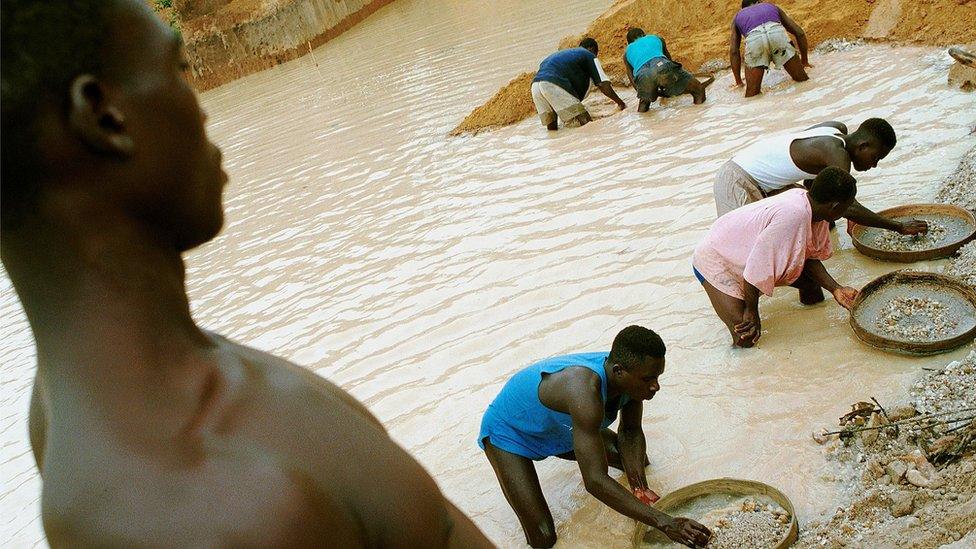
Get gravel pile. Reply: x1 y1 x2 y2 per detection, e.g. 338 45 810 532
705 499 790 549
798 351 976 548
944 241 976 287
935 145 976 212
873 221 948 251
875 296 958 340
814 38 865 53
911 349 976 415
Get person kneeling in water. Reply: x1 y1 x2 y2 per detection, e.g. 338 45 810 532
623 28 714 111
694 167 861 347
479 326 711 548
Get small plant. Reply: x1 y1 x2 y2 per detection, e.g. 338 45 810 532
154 0 173 9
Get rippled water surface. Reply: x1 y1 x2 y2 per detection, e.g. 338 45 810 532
2 0 975 545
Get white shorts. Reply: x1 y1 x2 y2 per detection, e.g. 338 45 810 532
744 22 797 69
530 81 587 127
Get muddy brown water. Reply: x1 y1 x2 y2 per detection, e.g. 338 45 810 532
2 0 976 546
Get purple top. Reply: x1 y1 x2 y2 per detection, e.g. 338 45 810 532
734 3 782 35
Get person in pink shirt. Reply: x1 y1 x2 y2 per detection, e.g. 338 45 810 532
692 167 860 347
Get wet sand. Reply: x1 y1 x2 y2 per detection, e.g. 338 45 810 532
1 0 975 547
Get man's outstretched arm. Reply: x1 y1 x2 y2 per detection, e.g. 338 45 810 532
597 82 626 109
801 259 858 309
845 201 928 235
570 393 710 547
617 399 650 492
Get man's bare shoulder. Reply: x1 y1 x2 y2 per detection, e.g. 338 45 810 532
207 331 385 429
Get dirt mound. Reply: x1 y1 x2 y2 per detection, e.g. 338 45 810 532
452 0 976 135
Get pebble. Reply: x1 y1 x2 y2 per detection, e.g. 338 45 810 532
890 491 914 517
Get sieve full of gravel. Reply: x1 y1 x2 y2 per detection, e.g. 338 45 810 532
873 222 948 251
875 296 959 341
703 499 790 549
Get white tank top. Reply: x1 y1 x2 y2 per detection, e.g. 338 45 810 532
731 127 846 193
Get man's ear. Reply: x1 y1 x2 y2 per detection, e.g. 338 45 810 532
67 75 134 157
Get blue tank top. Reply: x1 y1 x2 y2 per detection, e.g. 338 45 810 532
625 35 665 74
478 352 629 460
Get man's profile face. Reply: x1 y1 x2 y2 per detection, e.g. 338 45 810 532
616 357 664 401
851 142 889 172
110 0 227 251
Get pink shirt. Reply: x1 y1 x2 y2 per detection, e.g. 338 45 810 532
692 189 832 299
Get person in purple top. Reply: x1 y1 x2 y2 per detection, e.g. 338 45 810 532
730 0 810 97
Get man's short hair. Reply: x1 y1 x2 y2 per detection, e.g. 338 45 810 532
626 28 646 44
856 118 897 151
1 0 117 227
741 0 761 8
809 167 857 204
608 325 666 369
579 37 598 52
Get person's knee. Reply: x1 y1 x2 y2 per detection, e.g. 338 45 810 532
527 522 557 548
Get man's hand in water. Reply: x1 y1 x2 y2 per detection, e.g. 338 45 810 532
633 487 660 505
898 219 929 235
734 308 761 346
833 287 859 310
661 517 712 548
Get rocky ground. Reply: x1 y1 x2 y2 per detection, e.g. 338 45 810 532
793 143 976 549
797 352 976 549
935 146 976 213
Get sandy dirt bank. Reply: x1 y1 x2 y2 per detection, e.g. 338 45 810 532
163 0 395 90
451 0 976 135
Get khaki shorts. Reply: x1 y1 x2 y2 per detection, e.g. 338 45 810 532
531 81 587 127
744 22 796 69
713 160 767 217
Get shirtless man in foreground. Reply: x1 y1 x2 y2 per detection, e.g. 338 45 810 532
1 1 491 546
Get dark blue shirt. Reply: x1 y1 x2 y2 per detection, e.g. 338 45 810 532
533 48 603 101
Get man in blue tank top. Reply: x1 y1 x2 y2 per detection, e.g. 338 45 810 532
478 326 711 548
623 28 714 112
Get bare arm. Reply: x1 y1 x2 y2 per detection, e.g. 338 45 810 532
802 259 858 309
624 55 636 88
734 282 762 346
661 38 673 62
617 399 649 491
570 390 710 547
597 82 626 109
845 201 913 233
778 7 809 65
730 21 743 86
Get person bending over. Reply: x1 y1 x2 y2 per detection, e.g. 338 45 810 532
730 0 810 97
623 28 714 111
713 118 927 246
1 1 492 546
694 168 860 348
531 37 626 130
479 326 711 548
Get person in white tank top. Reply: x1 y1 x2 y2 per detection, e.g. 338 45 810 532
712 118 928 237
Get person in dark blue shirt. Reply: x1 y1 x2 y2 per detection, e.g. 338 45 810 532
531 38 626 130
